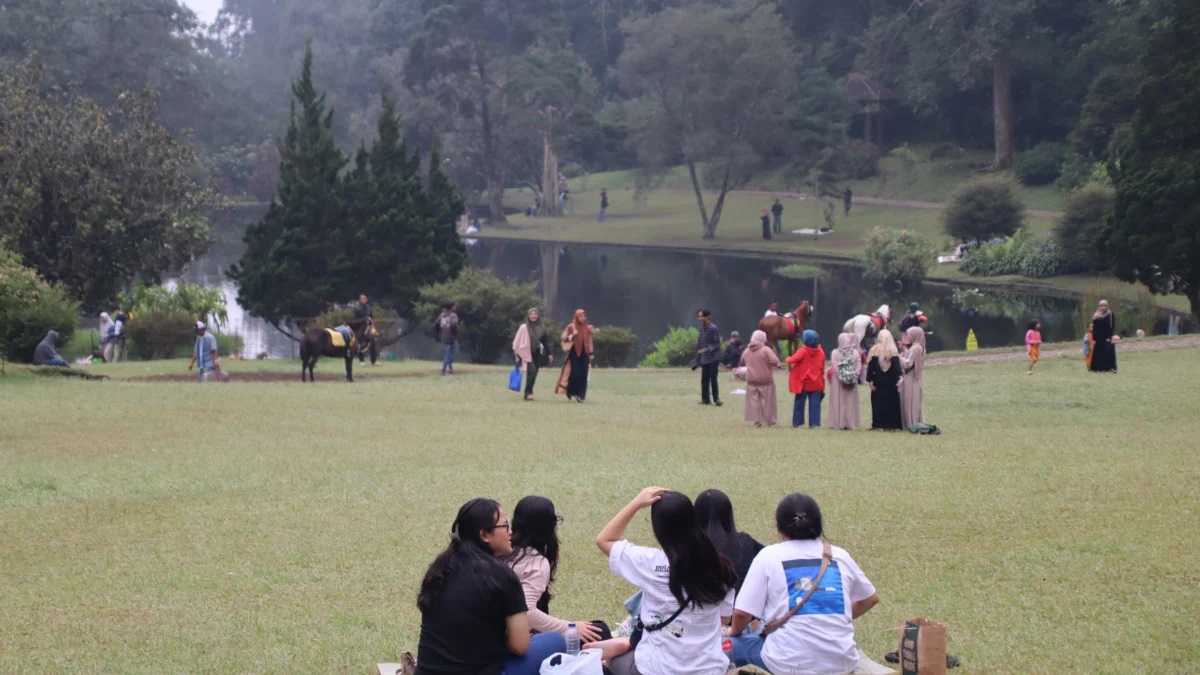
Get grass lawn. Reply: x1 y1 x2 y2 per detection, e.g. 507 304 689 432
2 348 1198 673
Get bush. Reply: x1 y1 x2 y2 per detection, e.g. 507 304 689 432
0 249 79 363
592 326 638 367
960 231 1070 279
943 175 1025 243
120 281 229 331
1055 184 1114 273
125 308 194 360
929 143 968 160
414 269 543 363
824 140 881 180
640 326 700 368
862 228 932 288
215 333 245 357
1014 142 1068 186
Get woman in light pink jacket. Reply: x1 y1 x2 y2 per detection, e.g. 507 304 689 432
740 330 781 426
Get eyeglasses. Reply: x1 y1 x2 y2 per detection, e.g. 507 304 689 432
489 521 511 532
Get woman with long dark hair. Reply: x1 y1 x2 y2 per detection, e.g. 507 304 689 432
597 487 738 675
725 493 881 675
415 498 564 675
503 496 607 643
694 489 764 592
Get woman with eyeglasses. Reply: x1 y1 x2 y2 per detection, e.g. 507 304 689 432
415 498 565 675
504 496 611 644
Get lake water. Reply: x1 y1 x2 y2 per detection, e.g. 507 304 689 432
181 205 1183 363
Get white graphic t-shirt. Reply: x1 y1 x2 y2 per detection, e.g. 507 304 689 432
609 540 734 675
734 540 876 675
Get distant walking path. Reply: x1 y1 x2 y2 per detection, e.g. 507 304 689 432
927 335 1198 367
688 188 1064 219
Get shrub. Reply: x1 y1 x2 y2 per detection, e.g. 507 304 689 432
1056 152 1094 191
592 326 638 367
414 269 543 363
1014 142 1068 186
943 175 1025 243
824 140 881 180
862 227 932 288
640 326 699 368
929 143 968 160
119 281 229 330
960 231 1070 279
0 249 79 363
215 333 245 357
1056 184 1115 273
125 308 194 360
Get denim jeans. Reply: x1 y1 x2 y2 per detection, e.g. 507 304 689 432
598 207 607 222
41 356 69 368
729 635 769 671
441 343 455 374
772 213 782 233
793 391 824 427
503 632 566 675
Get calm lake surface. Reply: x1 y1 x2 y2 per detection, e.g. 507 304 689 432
181 205 1183 363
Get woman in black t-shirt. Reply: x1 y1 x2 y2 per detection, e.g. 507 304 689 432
416 498 565 675
695 489 764 593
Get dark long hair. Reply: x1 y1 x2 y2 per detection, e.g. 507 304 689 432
417 498 514 613
504 495 560 613
775 493 824 541
651 491 737 607
695 489 742 568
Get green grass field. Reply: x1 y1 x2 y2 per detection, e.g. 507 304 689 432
2 348 1198 673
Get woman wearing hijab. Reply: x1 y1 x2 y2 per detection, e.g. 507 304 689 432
865 330 903 430
760 208 772 240
556 309 595 402
785 329 825 428
1089 300 1118 373
98 312 114 363
900 326 926 428
740 330 781 427
513 309 553 401
826 332 863 431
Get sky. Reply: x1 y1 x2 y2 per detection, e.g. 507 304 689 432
182 0 222 24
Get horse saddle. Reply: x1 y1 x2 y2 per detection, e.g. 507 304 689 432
325 326 356 350
782 312 802 336
866 313 887 335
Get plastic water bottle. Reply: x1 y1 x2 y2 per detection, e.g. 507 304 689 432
565 623 580 655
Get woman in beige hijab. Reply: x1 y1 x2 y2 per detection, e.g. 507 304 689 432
826 332 863 430
865 330 903 430
740 330 781 426
555 309 594 401
900 326 926 428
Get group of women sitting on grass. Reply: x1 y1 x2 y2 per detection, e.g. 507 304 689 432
414 488 880 675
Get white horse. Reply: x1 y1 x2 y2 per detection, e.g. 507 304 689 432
843 304 892 350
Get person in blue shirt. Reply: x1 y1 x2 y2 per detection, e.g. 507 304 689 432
188 321 221 382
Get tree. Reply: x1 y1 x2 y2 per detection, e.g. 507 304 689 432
1056 184 1113 273
0 58 220 311
413 269 543 363
229 47 351 332
943 176 1025 243
1109 0 1200 320
617 0 800 239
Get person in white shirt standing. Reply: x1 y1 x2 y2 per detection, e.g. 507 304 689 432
597 487 738 675
764 301 780 318
725 493 881 675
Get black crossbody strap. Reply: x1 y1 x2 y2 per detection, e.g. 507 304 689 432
645 602 687 632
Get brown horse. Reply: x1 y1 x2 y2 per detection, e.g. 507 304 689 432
299 317 373 382
757 300 814 356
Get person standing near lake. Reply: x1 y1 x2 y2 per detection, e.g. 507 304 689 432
900 326 926 428
599 189 609 223
187 322 221 382
771 198 783 234
843 187 853 216
354 294 378 366
1025 320 1043 375
438 302 460 375
760 208 772 240
513 308 553 401
866 330 903 431
1089 300 1118 373
694 309 723 406
826 332 863 430
786 330 825 429
741 330 781 427
556 309 594 402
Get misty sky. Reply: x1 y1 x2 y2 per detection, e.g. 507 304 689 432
183 0 222 24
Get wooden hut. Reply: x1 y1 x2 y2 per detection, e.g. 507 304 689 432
843 72 897 146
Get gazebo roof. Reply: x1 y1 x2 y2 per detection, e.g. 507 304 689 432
843 72 897 102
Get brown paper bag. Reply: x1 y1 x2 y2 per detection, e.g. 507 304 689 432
898 618 947 675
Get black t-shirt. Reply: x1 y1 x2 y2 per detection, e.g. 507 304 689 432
730 532 765 593
416 562 527 675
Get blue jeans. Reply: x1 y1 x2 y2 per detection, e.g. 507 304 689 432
598 207 607 222
41 357 69 368
730 635 769 670
504 632 566 675
441 343 455 374
773 213 782 233
793 391 824 427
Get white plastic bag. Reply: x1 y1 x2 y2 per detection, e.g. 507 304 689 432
539 648 603 675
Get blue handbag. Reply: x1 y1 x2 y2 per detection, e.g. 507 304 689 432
508 364 522 392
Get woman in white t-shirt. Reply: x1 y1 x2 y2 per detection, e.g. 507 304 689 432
596 487 738 675
725 493 881 675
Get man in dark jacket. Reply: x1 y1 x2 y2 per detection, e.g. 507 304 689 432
353 294 378 366
771 198 784 234
33 331 69 367
693 309 723 406
438 302 460 375
721 330 745 369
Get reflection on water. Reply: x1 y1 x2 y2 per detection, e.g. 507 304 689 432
184 207 1184 364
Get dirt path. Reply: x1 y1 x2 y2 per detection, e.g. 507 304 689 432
708 188 1063 219
926 335 1199 367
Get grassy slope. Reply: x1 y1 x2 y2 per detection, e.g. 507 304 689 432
2 351 1198 673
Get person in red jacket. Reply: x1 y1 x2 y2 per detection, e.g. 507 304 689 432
786 330 826 428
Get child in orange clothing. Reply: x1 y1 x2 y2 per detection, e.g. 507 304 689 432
1025 320 1042 374
786 329 826 427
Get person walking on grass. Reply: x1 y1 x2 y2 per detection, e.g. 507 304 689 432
556 309 594 402
760 208 772 240
786 330 825 428
187 322 221 382
843 187 853 216
1025 320 1043 375
354 294 378 366
599 189 609 223
438 302 460 375
771 198 783 234
694 309 723 406
513 308 553 401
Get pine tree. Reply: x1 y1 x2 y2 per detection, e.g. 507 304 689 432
229 45 350 331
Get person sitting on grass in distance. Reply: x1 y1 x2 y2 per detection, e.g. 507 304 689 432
503 496 611 644
721 331 746 370
695 489 763 594
726 493 880 675
33 330 70 367
591 487 738 675
415 498 564 675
